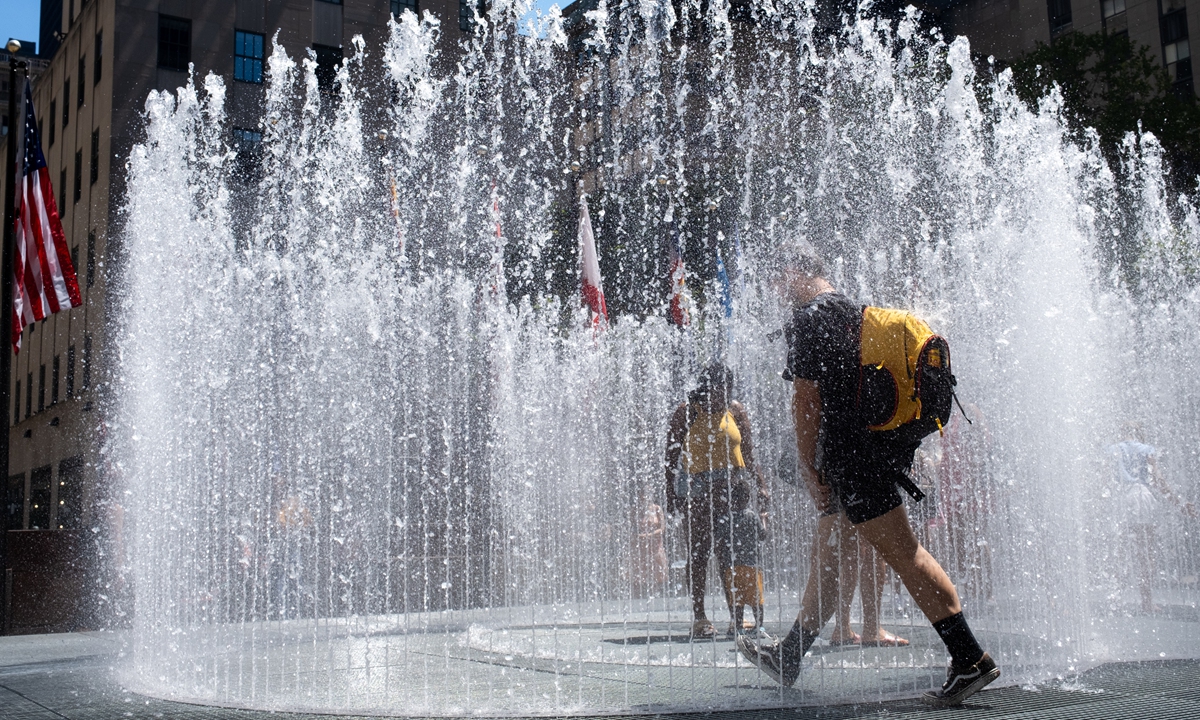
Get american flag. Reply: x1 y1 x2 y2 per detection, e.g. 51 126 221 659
12 82 81 352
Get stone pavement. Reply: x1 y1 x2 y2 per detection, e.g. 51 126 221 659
1 630 1198 719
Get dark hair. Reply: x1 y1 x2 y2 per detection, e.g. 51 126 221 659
689 363 734 406
731 478 751 511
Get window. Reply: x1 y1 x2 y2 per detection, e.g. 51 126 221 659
57 457 85 530
234 31 264 83
392 0 418 16
28 465 51 530
51 355 60 405
82 336 91 390
316 0 343 3
459 0 478 33
1048 0 1072 34
158 15 192 71
1103 0 1125 18
38 364 45 412
90 129 99 184
94 31 103 85
63 79 70 128
312 44 343 96
1162 4 1192 89
59 168 66 214
233 128 263 179
13 380 19 424
24 372 31 418
6 474 24 531
66 345 75 397
48 100 55 146
74 150 82 203
86 231 96 287
78 57 85 106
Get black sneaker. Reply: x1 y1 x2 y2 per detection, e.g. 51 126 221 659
922 652 1000 706
735 633 801 687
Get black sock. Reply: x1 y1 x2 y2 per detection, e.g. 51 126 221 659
933 612 984 668
780 621 818 663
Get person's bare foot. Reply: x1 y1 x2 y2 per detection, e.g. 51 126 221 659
860 629 909 647
827 628 861 646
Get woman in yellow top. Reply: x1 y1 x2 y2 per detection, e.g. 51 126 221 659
665 363 769 638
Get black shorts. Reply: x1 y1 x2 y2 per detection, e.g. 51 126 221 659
822 439 916 525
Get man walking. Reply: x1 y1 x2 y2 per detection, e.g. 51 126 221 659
737 251 999 706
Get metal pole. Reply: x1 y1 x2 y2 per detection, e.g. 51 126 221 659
1 41 28 636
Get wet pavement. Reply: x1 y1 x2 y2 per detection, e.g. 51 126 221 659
1 629 1198 719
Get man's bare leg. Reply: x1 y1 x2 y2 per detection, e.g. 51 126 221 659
860 543 908 645
799 512 851 635
855 504 961 623
829 514 861 644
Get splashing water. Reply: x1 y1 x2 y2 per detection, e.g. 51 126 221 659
118 1 1200 714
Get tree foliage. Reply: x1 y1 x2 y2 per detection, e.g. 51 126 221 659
1008 31 1200 183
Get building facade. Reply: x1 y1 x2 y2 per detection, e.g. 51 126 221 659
945 0 1196 97
1 0 469 634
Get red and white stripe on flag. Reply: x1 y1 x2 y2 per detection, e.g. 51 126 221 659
578 197 608 328
12 82 82 353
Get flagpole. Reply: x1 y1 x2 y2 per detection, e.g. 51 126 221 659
1 40 27 636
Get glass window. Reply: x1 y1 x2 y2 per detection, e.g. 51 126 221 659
74 149 82 202
82 336 92 390
87 232 95 287
94 30 102 84
1102 0 1125 18
90 129 99 184
57 457 85 530
12 381 19 425
63 79 69 127
78 57 85 106
392 0 418 16
1048 0 1072 33
1165 39 1188 64
459 0 477 32
48 100 55 146
312 44 343 96
233 127 264 179
51 355 60 406
28 465 51 530
158 15 192 71
67 344 76 397
6 474 24 530
234 30 264 83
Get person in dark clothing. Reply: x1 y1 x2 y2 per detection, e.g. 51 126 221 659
737 251 998 707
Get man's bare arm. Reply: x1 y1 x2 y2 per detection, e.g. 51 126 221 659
792 378 829 512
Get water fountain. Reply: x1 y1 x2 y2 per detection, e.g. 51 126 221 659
116 0 1200 714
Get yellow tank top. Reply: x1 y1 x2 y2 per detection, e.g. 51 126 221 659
684 407 745 474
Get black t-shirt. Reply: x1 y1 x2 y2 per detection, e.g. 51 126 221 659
783 292 866 469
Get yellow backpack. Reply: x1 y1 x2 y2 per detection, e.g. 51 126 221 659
858 307 957 449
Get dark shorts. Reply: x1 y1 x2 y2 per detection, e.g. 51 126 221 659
822 440 916 525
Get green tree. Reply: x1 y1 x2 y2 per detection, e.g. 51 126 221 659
1008 31 1200 182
